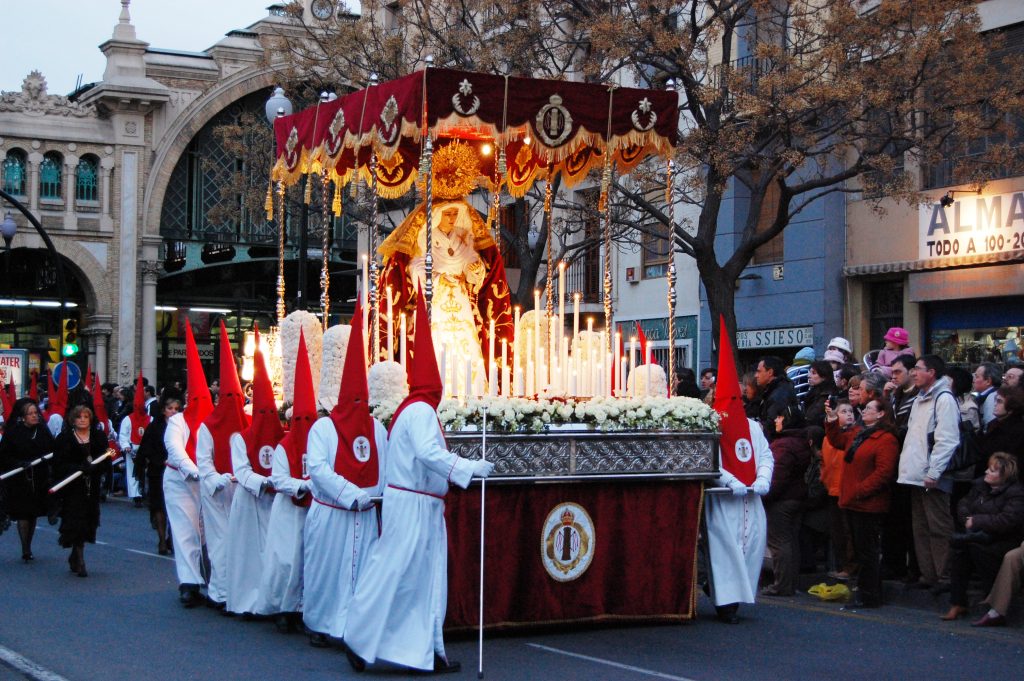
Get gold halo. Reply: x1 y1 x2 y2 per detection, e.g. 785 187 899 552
432 141 481 199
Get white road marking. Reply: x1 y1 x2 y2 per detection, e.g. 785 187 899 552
0 644 71 681
526 643 699 681
123 547 174 561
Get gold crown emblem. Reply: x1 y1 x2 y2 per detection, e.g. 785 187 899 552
431 140 481 200
560 508 575 526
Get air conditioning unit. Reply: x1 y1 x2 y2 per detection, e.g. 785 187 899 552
625 267 638 283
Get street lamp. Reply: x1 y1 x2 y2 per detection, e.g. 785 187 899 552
1 212 16 250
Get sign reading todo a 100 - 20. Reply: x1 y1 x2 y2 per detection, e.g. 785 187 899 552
920 190 1024 261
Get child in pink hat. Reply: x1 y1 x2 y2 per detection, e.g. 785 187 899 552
871 327 915 378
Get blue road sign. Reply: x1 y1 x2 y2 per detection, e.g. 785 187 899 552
52 361 82 390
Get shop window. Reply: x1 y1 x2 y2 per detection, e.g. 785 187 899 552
2 149 27 196
498 203 524 269
39 152 63 201
927 296 1023 368
750 170 784 265
75 155 99 203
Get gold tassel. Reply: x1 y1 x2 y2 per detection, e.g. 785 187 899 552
332 180 343 216
304 173 313 204
264 180 274 220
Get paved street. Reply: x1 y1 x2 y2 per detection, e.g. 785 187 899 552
1 500 1022 681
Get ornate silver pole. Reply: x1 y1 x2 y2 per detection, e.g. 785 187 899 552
320 169 331 330
422 136 434 321
369 151 380 362
665 80 677 393
601 160 613 354
544 178 554 320
275 180 286 323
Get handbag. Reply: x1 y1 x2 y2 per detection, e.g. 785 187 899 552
925 391 985 480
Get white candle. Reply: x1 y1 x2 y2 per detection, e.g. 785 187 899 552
646 346 653 398
614 331 621 396
515 366 524 397
569 369 577 397
488 361 498 397
620 358 628 398
488 318 495 376
386 286 394 361
514 305 521 336
440 344 448 398
587 316 594 336
400 313 407 369
501 339 509 396
589 345 598 398
464 358 473 400
558 261 566 335
629 337 637 397
526 359 535 396
573 293 581 345
561 337 569 396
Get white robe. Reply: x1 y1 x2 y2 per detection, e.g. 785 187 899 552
225 433 274 614
344 402 475 671
256 444 310 615
303 417 387 638
118 416 149 499
163 412 206 586
47 414 63 438
196 423 237 604
704 419 775 606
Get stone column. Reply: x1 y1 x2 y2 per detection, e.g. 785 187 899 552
117 150 139 386
83 315 113 382
63 155 77 229
27 152 40 211
140 261 160 384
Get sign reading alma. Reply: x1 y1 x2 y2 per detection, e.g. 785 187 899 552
919 190 1024 261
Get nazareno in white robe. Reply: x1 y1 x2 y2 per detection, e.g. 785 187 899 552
704 418 775 607
302 416 387 638
196 423 237 605
256 444 310 616
162 412 206 587
118 416 148 499
343 402 475 671
225 432 275 614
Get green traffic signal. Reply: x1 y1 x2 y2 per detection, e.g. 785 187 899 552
62 342 79 357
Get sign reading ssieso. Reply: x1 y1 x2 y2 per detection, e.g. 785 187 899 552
736 326 814 349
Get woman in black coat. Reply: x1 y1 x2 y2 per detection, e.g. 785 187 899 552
941 452 1024 621
802 361 838 428
52 404 112 577
977 386 1024 469
134 397 181 555
0 398 54 561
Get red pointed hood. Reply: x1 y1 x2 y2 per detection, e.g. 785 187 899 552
241 327 285 476
330 303 379 487
182 320 214 462
44 371 56 419
636 321 648 363
389 286 441 434
281 330 317 505
92 372 112 436
712 315 756 485
29 371 38 402
203 320 250 474
49 361 69 419
128 371 150 445
84 365 93 399
0 379 12 423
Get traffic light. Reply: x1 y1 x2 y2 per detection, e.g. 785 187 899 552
47 338 60 364
61 318 79 357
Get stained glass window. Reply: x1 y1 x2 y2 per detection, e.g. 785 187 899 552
76 156 99 202
40 152 62 200
2 149 27 196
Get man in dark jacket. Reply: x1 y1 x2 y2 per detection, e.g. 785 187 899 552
761 423 812 597
881 352 920 582
753 355 804 440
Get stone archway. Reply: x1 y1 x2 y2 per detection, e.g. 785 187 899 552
141 66 278 247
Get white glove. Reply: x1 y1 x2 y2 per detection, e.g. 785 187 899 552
187 471 200 482
472 459 495 479
350 490 372 511
213 473 231 492
299 480 312 495
752 479 771 496
727 478 748 497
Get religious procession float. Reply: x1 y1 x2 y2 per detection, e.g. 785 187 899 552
267 67 718 630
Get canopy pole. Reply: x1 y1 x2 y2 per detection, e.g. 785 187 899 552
320 169 332 330
544 172 554 321
601 87 617 354
369 151 381 362
275 181 287 323
422 137 434 322
666 159 677 395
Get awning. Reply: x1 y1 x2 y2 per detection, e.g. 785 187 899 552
843 249 1024 276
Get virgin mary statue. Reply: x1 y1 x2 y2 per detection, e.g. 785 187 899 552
377 142 514 385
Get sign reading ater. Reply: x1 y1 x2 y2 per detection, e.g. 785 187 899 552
919 190 1024 261
0 349 29 395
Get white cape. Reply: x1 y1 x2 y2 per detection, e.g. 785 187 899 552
162 412 205 586
196 423 237 605
302 417 387 637
257 444 309 615
225 433 274 614
705 418 774 606
343 402 475 671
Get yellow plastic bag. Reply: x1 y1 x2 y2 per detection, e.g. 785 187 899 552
807 582 851 601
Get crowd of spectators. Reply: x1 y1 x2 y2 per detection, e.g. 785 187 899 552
737 331 1024 625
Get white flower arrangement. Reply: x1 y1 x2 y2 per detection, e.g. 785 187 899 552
368 392 719 434
281 311 323 404
368 361 408 422
627 363 668 398
318 324 352 412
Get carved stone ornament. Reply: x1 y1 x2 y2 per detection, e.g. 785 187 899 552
452 78 480 116
0 71 96 118
535 94 573 147
631 97 657 132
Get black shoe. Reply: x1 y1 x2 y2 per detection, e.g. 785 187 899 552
76 563 88 578
179 586 203 608
274 615 292 634
206 598 226 611
929 582 951 596
21 552 33 562
714 604 740 624
345 645 366 672
309 632 331 648
431 655 461 674
133 498 144 508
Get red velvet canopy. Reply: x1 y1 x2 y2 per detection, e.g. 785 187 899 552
272 68 678 198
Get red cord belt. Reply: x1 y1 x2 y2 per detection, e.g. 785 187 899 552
387 484 446 500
